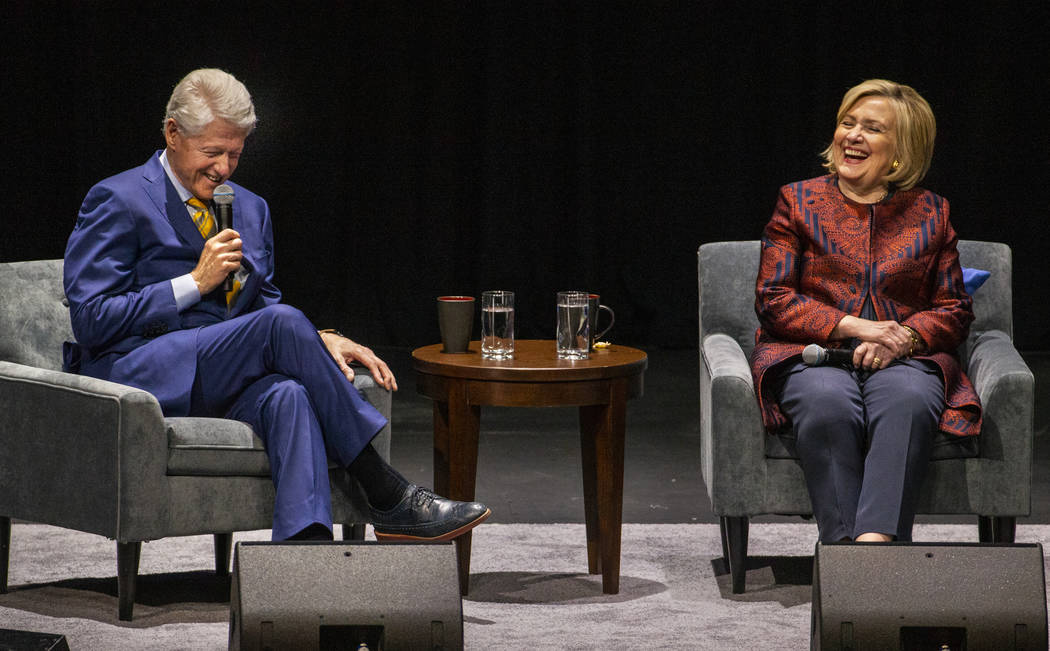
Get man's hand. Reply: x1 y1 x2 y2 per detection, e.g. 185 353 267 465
190 229 242 295
319 331 398 391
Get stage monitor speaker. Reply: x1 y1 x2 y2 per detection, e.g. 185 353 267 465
812 541 1048 651
0 628 69 650
229 541 462 651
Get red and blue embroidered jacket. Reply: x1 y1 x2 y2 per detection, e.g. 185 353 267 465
750 175 981 437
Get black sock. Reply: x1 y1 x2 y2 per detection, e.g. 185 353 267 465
348 443 411 510
287 523 333 541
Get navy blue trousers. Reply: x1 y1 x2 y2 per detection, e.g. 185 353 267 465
188 304 388 540
774 359 944 542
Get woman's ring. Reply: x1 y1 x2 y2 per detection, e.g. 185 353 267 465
872 357 882 368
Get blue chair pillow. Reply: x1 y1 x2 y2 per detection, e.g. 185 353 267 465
962 267 990 295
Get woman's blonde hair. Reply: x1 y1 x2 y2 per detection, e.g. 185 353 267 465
821 79 936 191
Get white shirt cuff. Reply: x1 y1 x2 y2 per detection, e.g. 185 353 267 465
171 274 201 311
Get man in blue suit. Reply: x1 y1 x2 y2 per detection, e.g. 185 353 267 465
63 68 490 542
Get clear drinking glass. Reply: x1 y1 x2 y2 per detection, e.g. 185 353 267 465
556 291 590 359
480 290 515 359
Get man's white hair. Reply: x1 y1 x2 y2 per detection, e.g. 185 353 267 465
163 68 256 137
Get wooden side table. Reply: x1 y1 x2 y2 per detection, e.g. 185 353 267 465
411 339 647 595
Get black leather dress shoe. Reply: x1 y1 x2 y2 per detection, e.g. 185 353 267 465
370 484 491 542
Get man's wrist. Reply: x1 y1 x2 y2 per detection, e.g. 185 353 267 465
171 273 202 311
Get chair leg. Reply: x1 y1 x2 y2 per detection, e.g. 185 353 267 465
342 523 366 541
214 533 233 576
978 515 991 542
718 518 730 567
978 516 1016 543
996 516 1017 543
721 515 749 594
116 541 142 621
1 516 10 593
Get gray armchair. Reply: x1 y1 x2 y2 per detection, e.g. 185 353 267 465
697 240 1034 593
0 259 391 620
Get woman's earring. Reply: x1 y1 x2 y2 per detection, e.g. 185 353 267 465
892 159 901 170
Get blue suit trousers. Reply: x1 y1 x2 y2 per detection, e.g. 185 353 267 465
774 359 944 542
187 304 388 540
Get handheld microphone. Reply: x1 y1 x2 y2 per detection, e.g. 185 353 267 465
802 344 855 367
213 184 235 292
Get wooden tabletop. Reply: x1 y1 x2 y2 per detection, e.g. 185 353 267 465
411 340 647 382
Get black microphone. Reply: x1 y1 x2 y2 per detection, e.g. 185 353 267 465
802 344 855 367
213 184 235 291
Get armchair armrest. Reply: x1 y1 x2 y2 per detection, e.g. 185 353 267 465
967 330 1035 401
0 361 169 538
699 334 767 514
964 330 1034 514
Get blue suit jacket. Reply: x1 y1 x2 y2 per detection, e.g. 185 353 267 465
63 151 282 415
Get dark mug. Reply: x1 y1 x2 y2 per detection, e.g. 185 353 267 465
587 294 615 348
437 296 474 353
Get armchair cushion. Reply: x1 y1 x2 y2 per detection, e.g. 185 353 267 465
766 427 979 461
0 260 70 372
166 417 270 476
165 371 389 477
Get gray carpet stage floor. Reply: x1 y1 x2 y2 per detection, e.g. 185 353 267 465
2 522 1049 649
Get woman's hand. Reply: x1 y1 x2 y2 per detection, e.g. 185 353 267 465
852 341 897 371
319 331 398 391
831 315 912 359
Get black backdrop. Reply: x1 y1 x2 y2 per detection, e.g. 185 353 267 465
3 3 1047 351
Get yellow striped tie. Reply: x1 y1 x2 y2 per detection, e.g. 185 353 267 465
187 197 240 306
226 278 242 307
187 197 216 239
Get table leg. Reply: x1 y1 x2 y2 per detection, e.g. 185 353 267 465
432 378 481 595
579 412 601 575
578 378 628 594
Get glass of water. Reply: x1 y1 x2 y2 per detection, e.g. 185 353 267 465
481 290 515 359
556 291 590 359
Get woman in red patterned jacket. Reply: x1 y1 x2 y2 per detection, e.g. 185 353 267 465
751 79 980 543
